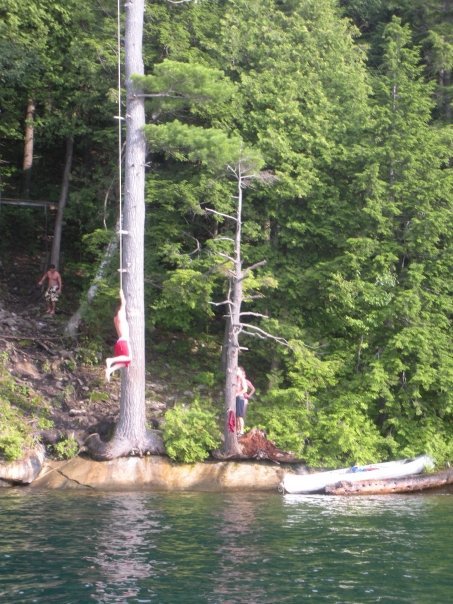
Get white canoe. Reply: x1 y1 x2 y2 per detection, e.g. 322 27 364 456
279 454 434 494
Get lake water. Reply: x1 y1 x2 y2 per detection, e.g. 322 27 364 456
0 489 451 603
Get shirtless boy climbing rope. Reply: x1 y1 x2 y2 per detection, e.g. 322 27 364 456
105 289 132 381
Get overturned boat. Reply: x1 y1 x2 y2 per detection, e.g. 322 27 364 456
279 454 434 494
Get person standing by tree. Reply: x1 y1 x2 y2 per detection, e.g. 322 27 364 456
37 264 62 315
236 366 256 436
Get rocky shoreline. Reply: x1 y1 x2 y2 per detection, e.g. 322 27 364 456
1 451 289 492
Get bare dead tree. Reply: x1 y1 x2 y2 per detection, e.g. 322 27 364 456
207 158 284 457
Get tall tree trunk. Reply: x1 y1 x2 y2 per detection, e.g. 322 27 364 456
51 136 73 268
22 99 35 198
85 0 164 460
115 0 147 450
222 169 244 457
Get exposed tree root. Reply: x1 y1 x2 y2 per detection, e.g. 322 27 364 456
84 429 165 461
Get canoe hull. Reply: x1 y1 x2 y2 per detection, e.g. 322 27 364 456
279 455 434 494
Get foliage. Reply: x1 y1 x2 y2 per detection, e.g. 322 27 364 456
249 388 392 467
151 268 215 331
305 399 394 467
248 387 314 458
0 0 451 465
0 399 35 461
163 399 221 463
53 436 79 460
0 358 50 461
89 390 110 403
385 414 453 467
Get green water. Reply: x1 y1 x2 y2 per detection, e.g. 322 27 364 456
0 489 451 603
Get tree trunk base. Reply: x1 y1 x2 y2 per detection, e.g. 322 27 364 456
84 429 165 461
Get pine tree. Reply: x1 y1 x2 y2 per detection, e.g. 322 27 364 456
319 18 453 462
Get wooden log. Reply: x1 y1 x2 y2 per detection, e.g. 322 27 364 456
325 469 453 495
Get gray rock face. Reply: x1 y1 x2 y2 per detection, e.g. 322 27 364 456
0 445 46 486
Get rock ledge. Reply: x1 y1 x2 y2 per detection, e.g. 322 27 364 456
29 455 290 491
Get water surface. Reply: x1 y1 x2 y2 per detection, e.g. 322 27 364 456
0 489 451 603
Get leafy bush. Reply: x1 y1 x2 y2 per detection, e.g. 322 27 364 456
248 387 313 457
53 436 79 460
163 399 221 463
152 269 215 332
0 354 53 461
387 415 453 467
0 398 35 461
193 371 216 387
75 338 104 366
249 389 392 467
306 400 393 467
89 390 110 402
0 430 30 461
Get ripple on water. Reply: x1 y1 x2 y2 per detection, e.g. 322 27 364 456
0 489 451 603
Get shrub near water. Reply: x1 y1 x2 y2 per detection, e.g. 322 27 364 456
0 352 51 461
53 436 80 460
0 394 37 460
163 399 221 463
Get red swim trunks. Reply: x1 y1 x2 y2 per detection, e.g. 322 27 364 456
114 338 131 365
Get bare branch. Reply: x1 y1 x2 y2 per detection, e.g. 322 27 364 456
209 300 232 307
205 207 237 222
239 259 267 281
227 164 278 188
240 323 289 346
239 311 269 319
244 260 267 273
226 164 238 178
203 259 231 276
139 93 183 99
257 170 278 185
181 232 201 256
216 251 235 263
139 93 213 104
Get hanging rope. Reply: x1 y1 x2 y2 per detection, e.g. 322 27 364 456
116 0 124 291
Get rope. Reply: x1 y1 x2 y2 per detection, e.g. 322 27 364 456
116 0 124 291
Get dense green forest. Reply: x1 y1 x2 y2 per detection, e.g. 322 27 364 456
1 0 452 465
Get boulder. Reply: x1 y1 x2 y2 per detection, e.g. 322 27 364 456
0 444 46 485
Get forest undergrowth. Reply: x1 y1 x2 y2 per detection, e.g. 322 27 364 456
0 254 223 462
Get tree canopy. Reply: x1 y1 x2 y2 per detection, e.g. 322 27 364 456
0 0 451 466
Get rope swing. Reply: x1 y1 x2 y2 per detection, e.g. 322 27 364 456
115 0 126 290
104 0 132 382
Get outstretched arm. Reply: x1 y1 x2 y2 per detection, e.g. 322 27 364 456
245 379 256 399
114 289 129 339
